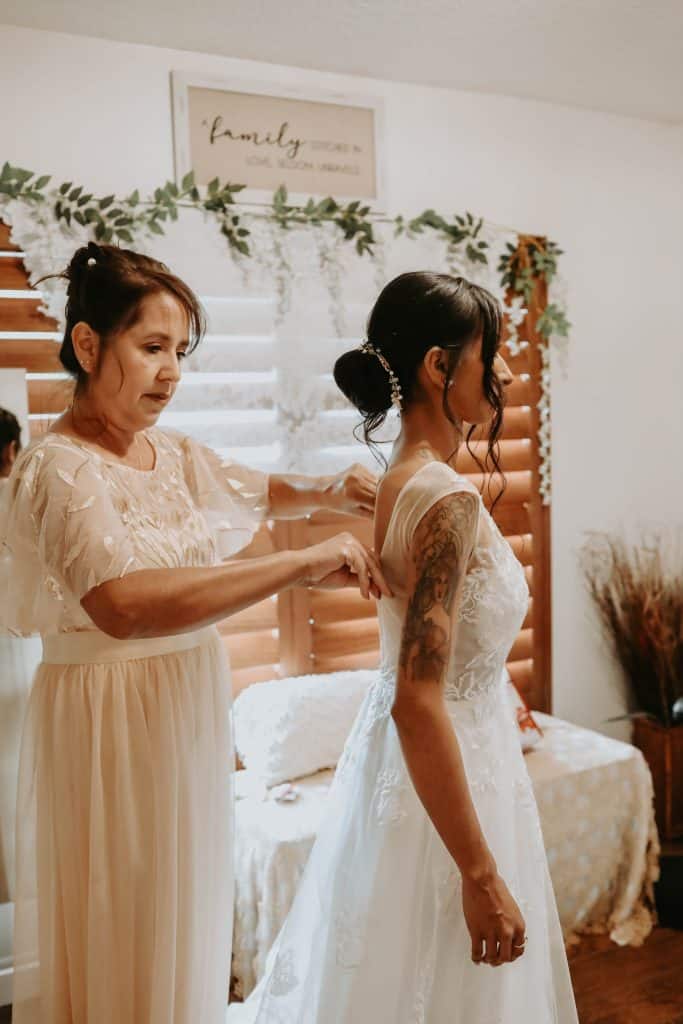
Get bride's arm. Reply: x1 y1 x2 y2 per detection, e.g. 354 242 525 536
391 490 525 967
391 490 492 879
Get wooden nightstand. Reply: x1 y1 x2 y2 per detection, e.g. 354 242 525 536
656 836 683 929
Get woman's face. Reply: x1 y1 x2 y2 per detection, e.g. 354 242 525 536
83 291 189 432
448 332 513 425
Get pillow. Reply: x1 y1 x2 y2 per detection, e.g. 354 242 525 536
505 672 544 752
233 668 376 787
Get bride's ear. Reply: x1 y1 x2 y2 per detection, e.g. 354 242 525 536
422 346 449 391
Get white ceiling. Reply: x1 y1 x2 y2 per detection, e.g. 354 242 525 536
3 0 683 124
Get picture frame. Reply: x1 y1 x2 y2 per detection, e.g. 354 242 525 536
171 72 386 209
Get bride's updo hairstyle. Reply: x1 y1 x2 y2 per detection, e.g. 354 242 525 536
334 271 506 499
39 241 206 395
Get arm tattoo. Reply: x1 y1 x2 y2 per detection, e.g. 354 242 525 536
399 491 479 684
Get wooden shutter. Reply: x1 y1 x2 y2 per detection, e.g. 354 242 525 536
269 282 552 712
0 223 551 711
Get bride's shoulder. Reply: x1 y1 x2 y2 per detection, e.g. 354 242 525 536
380 458 476 502
376 458 479 550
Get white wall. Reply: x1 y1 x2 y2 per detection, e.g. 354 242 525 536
2 25 682 739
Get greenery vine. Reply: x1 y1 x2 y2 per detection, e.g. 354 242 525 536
498 234 569 337
0 162 569 340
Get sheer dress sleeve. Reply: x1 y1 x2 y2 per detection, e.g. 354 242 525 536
0 441 140 636
398 464 482 557
171 431 270 558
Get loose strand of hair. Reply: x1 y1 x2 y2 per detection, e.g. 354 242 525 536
355 412 389 471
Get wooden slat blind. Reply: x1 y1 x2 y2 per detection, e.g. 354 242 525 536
0 222 551 711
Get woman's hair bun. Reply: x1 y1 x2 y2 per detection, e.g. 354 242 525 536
65 241 103 288
333 345 392 416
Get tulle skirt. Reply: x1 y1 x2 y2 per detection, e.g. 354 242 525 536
12 625 233 1024
227 669 579 1024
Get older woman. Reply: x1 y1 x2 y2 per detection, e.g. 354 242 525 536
0 242 389 1024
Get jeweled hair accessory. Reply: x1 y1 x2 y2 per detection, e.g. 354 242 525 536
358 339 403 411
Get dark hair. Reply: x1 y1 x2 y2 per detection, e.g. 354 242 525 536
333 271 506 509
0 407 21 473
38 241 206 395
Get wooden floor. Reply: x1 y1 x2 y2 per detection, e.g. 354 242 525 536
2 928 680 1022
567 927 683 1024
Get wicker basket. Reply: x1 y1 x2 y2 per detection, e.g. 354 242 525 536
632 717 683 840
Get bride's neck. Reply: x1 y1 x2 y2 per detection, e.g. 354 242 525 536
392 404 464 466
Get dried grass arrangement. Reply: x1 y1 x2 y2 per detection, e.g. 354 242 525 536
580 530 683 728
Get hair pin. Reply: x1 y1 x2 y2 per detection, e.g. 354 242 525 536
358 339 403 411
87 257 97 267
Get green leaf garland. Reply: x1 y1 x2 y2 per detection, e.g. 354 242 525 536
0 162 569 338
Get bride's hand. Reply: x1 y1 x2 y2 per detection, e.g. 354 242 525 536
461 868 527 967
302 533 391 600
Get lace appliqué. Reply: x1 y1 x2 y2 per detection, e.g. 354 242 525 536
445 645 510 703
335 666 395 784
469 753 505 795
513 773 537 812
442 512 529 703
335 906 365 968
270 947 298 997
364 666 395 733
412 957 434 1024
457 549 502 625
513 773 547 865
436 866 462 916
373 769 408 827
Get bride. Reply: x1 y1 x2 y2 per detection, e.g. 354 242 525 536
228 272 579 1022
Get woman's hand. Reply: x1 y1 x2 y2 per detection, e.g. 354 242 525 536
324 464 377 518
461 867 527 967
302 532 391 600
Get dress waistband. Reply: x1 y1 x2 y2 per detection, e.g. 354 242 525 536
41 626 217 666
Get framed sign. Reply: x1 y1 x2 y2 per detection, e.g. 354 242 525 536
171 73 385 207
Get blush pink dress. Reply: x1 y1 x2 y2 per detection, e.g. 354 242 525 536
0 427 268 1024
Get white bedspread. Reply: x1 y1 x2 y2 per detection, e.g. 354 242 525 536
232 713 660 999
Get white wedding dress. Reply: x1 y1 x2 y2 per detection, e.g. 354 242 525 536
228 461 579 1023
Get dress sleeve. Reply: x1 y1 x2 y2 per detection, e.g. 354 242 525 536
0 442 140 636
400 464 482 556
172 431 270 558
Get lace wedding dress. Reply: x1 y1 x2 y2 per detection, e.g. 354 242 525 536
228 461 579 1023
